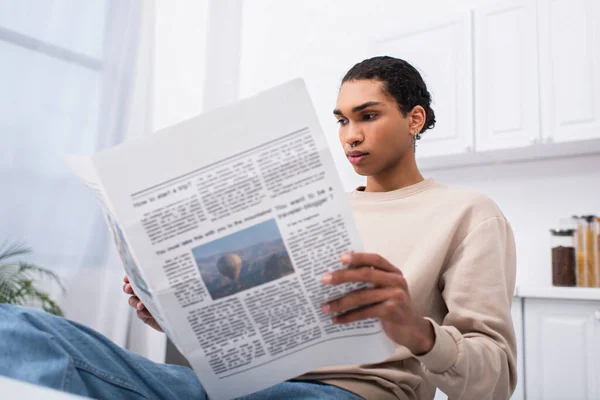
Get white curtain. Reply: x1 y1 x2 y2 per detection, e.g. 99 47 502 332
0 0 159 357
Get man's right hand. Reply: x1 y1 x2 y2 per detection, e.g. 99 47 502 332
123 275 164 332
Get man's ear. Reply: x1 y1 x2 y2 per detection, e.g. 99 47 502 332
408 105 426 135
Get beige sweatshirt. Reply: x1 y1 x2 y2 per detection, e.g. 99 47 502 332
298 178 517 400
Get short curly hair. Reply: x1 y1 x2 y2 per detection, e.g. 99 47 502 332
341 56 436 140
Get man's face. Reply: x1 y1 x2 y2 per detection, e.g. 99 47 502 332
334 79 413 177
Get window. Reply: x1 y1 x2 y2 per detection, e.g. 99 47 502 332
0 1 132 270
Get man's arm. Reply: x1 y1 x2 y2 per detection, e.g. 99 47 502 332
322 216 517 399
413 216 517 399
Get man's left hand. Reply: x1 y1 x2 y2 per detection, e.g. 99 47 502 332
321 252 435 355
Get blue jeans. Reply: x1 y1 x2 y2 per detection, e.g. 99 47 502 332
0 304 363 399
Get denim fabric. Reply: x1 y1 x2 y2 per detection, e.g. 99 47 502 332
0 304 363 399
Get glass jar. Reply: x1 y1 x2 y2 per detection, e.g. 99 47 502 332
550 229 577 287
574 216 588 287
577 215 598 287
597 217 600 287
582 215 599 288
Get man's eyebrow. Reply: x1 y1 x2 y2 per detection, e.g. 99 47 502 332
333 101 383 116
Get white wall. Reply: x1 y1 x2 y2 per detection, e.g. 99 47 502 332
238 0 600 288
153 0 209 130
432 155 600 286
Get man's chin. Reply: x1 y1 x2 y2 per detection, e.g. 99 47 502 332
351 165 373 177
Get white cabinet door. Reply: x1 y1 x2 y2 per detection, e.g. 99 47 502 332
524 298 600 400
511 298 525 400
474 0 540 151
373 13 473 158
538 0 600 143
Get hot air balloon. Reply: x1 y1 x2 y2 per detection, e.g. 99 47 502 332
217 253 242 282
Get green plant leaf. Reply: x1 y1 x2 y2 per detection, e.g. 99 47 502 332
17 262 66 293
0 241 65 316
0 242 31 262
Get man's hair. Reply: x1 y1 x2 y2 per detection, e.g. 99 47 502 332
341 56 436 140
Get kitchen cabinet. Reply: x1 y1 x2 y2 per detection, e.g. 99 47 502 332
538 0 600 144
524 297 600 400
373 13 473 159
473 0 540 151
474 0 600 152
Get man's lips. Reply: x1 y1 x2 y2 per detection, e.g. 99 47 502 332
347 150 369 165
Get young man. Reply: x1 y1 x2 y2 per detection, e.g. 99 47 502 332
0 56 516 399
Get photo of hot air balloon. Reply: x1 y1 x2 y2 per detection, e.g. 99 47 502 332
191 219 294 300
216 253 243 282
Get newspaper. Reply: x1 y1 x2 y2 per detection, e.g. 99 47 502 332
66 79 395 399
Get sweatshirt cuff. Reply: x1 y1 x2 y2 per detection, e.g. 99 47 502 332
415 318 458 373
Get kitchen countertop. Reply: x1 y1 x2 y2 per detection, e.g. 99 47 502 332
515 285 600 301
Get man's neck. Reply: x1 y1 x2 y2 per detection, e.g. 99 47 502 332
364 155 424 193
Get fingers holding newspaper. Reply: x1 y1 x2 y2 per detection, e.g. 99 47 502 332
123 275 164 332
321 252 435 356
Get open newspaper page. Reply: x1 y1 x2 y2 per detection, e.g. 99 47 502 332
68 79 395 399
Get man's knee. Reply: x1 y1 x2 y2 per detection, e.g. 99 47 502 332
0 303 26 317
0 304 62 347
0 304 33 328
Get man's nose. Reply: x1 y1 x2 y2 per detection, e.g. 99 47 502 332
344 123 364 147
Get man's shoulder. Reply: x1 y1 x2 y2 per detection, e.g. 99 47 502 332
434 183 497 205
429 183 506 221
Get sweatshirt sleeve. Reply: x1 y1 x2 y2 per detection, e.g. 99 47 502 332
415 216 518 400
